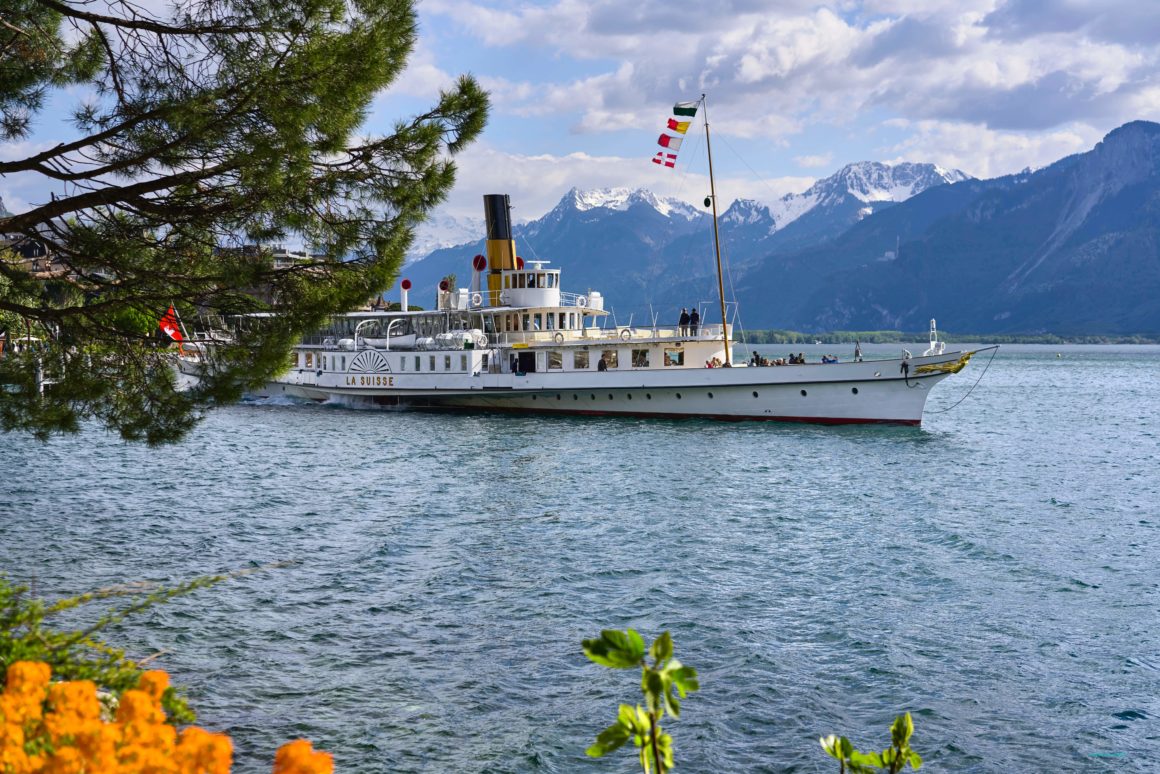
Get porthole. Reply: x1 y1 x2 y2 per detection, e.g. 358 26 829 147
800 389 807 397
573 394 578 401
627 394 633 400
646 393 652 400
557 394 562 400
590 393 596 400
874 371 881 377
676 392 682 399
608 394 614 400
532 395 537 401
851 387 859 395
708 392 714 399
752 391 759 398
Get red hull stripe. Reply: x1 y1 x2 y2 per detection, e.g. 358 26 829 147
393 403 923 426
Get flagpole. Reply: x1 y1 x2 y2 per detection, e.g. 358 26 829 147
701 94 731 366
171 302 191 342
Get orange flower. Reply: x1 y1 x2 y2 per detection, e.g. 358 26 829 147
175 726 233 774
138 671 171 703
272 739 334 774
1 663 332 774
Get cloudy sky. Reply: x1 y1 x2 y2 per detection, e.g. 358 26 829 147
376 0 1160 224
4 0 1159 233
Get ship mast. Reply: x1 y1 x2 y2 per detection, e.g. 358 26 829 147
701 94 731 366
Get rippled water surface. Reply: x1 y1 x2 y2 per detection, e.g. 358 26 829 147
2 345 1159 772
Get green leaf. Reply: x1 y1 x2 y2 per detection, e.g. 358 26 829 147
586 720 632 757
664 685 681 719
626 629 646 658
649 631 673 662
850 749 884 768
670 665 699 696
891 712 914 747
908 751 923 769
582 629 647 669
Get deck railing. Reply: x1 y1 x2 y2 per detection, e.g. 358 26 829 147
294 324 730 350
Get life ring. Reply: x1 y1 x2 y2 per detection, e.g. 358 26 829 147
553 332 564 344
576 296 587 308
499 292 510 305
620 329 632 341
471 292 483 307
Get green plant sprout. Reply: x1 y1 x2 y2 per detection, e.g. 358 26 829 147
582 629 699 773
820 712 923 773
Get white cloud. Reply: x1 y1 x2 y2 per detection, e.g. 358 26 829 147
880 119 1103 178
794 153 834 168
422 0 1160 144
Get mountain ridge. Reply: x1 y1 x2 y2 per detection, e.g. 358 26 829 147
399 124 1160 334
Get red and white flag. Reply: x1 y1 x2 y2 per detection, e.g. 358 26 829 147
657 134 683 151
159 306 183 342
652 152 677 168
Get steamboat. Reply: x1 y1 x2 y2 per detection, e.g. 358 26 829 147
254 191 978 425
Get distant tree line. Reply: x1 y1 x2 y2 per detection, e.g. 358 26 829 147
740 330 1160 345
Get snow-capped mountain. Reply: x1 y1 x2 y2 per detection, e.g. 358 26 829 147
746 161 971 253
770 161 969 228
399 163 972 324
530 187 702 231
405 212 485 264
736 121 1160 334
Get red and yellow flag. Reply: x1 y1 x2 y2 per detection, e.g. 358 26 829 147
650 100 699 170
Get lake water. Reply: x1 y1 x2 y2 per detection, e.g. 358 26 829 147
2 344 1158 772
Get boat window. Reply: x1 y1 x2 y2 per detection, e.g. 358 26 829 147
443 355 451 371
527 273 536 288
516 274 525 289
289 352 298 367
533 314 541 330
574 350 589 369
546 314 555 331
602 349 619 368
548 273 556 288
632 349 649 368
504 275 511 289
548 351 562 370
322 355 327 370
664 349 685 367
429 355 436 371
341 356 346 371
305 352 313 367
481 353 489 372
460 354 468 371
400 357 406 371
536 273 545 287
522 314 530 330
415 355 421 371
568 312 576 329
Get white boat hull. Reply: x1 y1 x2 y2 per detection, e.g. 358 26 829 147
257 351 971 425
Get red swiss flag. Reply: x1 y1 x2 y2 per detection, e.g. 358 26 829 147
159 306 183 342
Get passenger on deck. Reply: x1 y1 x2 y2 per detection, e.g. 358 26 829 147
689 308 700 335
679 308 690 336
598 355 608 372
